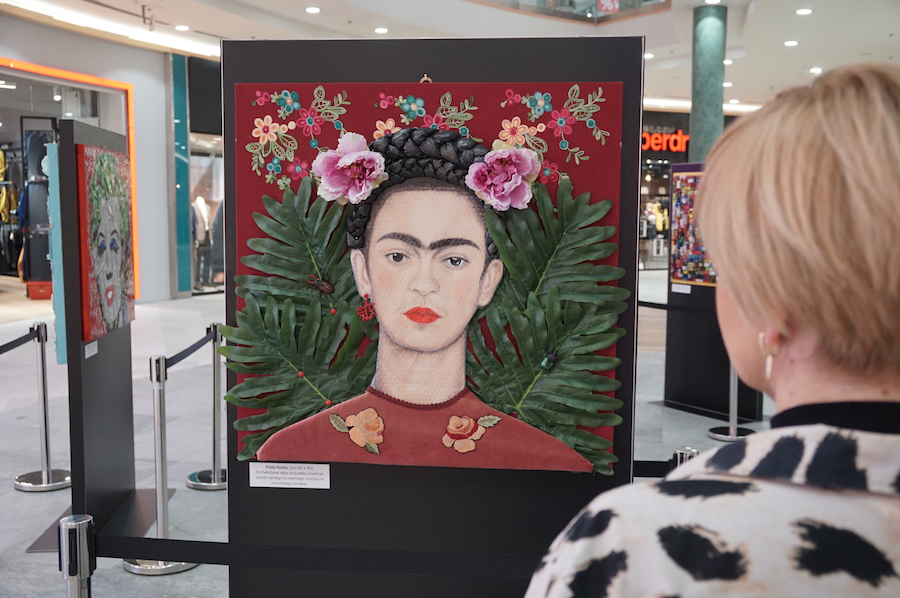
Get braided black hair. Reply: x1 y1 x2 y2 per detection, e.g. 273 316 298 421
345 128 501 260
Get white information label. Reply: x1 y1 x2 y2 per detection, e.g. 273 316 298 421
671 283 692 295
84 341 99 359
250 462 330 489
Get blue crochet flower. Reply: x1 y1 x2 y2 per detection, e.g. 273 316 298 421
401 95 426 120
459 126 469 136
527 92 553 117
309 139 319 149
276 90 300 115
559 140 570 150
586 118 597 128
266 157 282 174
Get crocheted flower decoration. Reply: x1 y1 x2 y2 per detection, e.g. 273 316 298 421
329 407 384 455
464 146 541 211
442 415 500 454
311 133 388 205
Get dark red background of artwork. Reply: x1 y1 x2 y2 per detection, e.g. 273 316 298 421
233 81 623 453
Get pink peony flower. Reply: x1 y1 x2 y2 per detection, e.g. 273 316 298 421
311 132 388 205
464 147 541 211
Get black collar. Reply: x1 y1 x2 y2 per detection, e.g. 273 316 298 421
770 401 900 435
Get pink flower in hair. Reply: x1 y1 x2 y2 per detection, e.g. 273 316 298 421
465 146 541 211
311 132 388 205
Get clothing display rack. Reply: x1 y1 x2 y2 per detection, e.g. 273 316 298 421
19 117 58 286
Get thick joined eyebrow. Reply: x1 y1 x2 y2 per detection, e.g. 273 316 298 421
376 233 480 251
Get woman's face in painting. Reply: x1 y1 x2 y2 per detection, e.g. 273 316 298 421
350 187 503 354
92 197 124 326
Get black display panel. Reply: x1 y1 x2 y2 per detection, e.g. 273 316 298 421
223 37 643 596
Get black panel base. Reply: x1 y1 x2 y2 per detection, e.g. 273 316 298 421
26 506 72 553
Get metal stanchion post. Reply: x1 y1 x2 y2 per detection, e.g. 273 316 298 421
673 446 699 467
59 514 96 598
124 356 198 575
708 363 756 442
14 322 71 491
186 323 227 490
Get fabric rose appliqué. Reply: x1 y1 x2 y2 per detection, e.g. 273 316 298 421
329 408 384 455
464 146 541 211
311 132 388 205
442 415 500 454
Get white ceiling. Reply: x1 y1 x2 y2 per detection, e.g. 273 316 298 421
0 0 897 108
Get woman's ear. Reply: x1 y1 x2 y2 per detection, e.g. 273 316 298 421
349 249 372 298
477 259 504 307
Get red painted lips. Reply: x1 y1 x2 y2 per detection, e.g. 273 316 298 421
105 285 115 307
404 307 440 324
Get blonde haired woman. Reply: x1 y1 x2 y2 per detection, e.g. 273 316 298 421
525 64 900 597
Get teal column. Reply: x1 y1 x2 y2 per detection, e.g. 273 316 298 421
171 54 192 293
689 5 727 163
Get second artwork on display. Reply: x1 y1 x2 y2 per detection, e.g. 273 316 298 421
670 168 716 286
227 82 629 474
76 144 135 341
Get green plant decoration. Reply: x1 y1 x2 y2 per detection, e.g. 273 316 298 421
235 176 357 315
220 295 376 460
486 177 629 315
222 176 629 471
467 290 625 474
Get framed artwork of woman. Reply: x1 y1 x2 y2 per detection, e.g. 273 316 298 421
76 144 135 342
228 81 629 475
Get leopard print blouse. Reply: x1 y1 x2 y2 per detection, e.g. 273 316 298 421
525 424 900 597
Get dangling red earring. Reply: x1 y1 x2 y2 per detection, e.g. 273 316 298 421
356 294 376 322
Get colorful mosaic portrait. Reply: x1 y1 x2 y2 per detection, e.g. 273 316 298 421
670 170 716 286
227 82 628 474
76 145 135 341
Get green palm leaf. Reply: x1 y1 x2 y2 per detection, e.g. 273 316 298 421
220 294 376 460
467 289 624 474
486 179 629 313
237 176 357 313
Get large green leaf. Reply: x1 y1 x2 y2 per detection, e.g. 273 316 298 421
237 176 357 312
220 294 376 460
467 289 624 474
486 179 629 313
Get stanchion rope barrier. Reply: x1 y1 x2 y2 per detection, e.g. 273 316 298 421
96 534 540 578
165 329 217 369
0 328 39 356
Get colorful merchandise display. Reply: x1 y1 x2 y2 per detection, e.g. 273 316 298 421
669 169 716 286
75 144 135 341
229 81 629 474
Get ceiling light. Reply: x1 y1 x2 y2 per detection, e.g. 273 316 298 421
784 40 799 47
53 86 61 101
644 53 654 59
729 99 740 104
64 112 73 117
0 83 16 90
175 25 189 31
723 59 733 65
305 6 320 13
705 0 721 4
374 27 388 34
809 67 823 74
796 9 813 15
722 82 733 87
0 80 4 84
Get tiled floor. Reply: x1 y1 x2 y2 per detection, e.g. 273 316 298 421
0 271 773 597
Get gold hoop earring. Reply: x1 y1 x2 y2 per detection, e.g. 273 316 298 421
765 353 774 381
759 331 779 381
